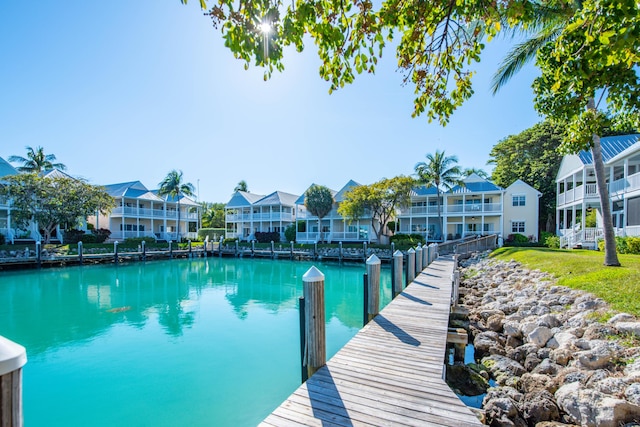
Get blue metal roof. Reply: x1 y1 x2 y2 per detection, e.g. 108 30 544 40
103 181 149 197
255 191 300 206
334 180 360 202
225 191 265 207
0 157 18 178
577 134 640 164
411 185 439 196
451 181 503 193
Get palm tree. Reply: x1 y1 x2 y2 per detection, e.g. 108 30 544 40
491 2 620 266
158 170 195 241
234 180 248 192
414 150 463 241
8 146 66 173
463 168 490 180
304 184 334 243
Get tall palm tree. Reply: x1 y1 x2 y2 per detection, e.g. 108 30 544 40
158 170 195 241
491 1 620 266
414 150 463 241
234 180 248 192
8 146 66 173
463 168 490 180
304 184 334 243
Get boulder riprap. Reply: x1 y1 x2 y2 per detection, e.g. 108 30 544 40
459 253 640 427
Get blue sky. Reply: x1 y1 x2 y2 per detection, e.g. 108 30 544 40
0 0 542 203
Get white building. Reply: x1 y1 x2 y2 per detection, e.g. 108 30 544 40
556 133 640 248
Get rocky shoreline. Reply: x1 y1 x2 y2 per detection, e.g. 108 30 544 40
457 252 640 427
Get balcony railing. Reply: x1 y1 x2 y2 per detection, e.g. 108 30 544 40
226 213 294 222
111 207 197 220
610 172 640 195
558 183 599 206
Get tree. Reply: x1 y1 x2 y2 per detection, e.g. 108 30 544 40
185 0 538 125
8 146 66 173
0 174 114 243
158 170 195 241
531 0 639 266
414 150 463 239
463 168 490 180
338 176 414 242
304 184 333 243
488 121 564 232
201 202 225 228
234 180 248 192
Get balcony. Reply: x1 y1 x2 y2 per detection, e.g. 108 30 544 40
226 212 294 222
111 207 197 220
558 183 599 206
610 171 640 195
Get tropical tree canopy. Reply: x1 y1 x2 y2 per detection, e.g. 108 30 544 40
8 146 67 173
234 180 249 192
414 150 463 193
489 121 564 232
201 202 225 228
463 168 490 180
0 174 115 243
338 176 414 240
183 0 541 125
158 170 195 240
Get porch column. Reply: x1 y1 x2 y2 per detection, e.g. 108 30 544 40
151 202 154 239
163 201 167 241
121 196 125 240
609 165 614 194
136 199 140 237
624 159 629 194
581 204 586 232
623 197 628 235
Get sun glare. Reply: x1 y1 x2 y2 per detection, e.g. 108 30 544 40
259 22 271 34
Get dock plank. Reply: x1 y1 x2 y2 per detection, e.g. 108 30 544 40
261 255 482 426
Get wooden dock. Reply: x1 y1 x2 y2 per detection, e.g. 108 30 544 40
261 255 482 426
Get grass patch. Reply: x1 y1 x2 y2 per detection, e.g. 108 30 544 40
490 247 640 317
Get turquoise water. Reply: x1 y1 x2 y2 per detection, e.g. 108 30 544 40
0 257 392 426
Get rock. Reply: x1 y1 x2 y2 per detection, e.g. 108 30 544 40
484 397 527 427
521 390 560 425
482 355 527 382
532 359 562 376
608 313 636 324
524 353 542 372
474 331 505 359
507 343 540 364
593 377 629 395
575 340 623 370
616 322 640 338
553 332 578 349
555 382 640 427
528 326 554 348
504 321 521 338
487 313 505 332
625 383 640 405
519 373 556 394
550 348 573 366
445 364 489 396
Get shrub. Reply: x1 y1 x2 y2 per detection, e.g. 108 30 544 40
63 229 87 244
626 237 640 254
124 237 156 246
544 234 560 249
255 231 280 243
223 237 238 245
284 224 296 242
0 233 5 245
600 236 640 254
198 228 225 242
92 228 111 243
390 233 425 247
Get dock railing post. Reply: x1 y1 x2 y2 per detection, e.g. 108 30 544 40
422 243 428 267
251 240 255 257
219 236 223 258
415 244 423 275
0 335 27 427
78 241 83 265
339 242 343 263
188 240 192 258
302 266 326 379
290 241 294 260
452 270 460 308
234 240 239 257
35 241 41 269
169 241 173 259
363 242 368 262
298 297 308 383
314 242 318 260
114 241 119 266
366 254 381 323
142 240 146 261
271 241 275 259
363 273 369 326
392 250 403 298
406 248 416 285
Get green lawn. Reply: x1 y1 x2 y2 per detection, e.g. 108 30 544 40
490 247 640 317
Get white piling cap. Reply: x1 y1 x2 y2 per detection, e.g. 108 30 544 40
393 250 403 257
303 266 325 282
407 248 415 253
416 245 423 251
366 254 380 265
417 243 422 248
0 335 27 376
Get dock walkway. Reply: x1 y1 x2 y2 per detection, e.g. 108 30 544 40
261 255 482 426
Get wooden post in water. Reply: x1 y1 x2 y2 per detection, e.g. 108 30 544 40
0 336 27 427
35 241 41 269
391 242 395 255
362 273 369 326
169 241 173 259
338 242 343 263
392 250 403 298
406 248 416 285
313 242 318 260
415 244 423 275
366 254 381 323
188 240 192 258
234 240 238 257
452 270 460 308
141 240 146 261
219 236 223 258
298 297 308 383
270 241 275 259
302 266 326 379
251 240 255 257
363 241 368 262
290 241 294 260
78 241 83 265
114 241 119 266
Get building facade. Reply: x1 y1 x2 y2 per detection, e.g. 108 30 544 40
556 134 640 248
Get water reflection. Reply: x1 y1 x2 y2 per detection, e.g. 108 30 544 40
0 258 389 355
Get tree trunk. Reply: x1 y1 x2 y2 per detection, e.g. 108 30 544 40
588 98 620 266
177 199 181 242
436 189 443 240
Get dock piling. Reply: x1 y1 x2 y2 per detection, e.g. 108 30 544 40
169 241 173 259
298 297 308 383
35 241 41 269
114 241 119 265
392 250 403 298
142 240 146 261
406 248 416 285
365 254 381 323
416 244 423 274
0 336 27 427
290 241 294 260
78 241 83 265
339 242 343 263
302 266 326 379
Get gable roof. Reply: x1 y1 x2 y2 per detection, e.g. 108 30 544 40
255 191 300 207
0 157 18 178
226 191 265 207
334 180 360 203
411 185 439 197
104 181 152 197
152 190 200 206
451 175 503 193
577 134 640 164
505 179 542 196
41 168 76 180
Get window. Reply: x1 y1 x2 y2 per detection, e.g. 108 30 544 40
512 221 525 233
512 195 526 206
